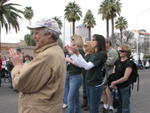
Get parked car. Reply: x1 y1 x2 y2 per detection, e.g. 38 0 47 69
145 61 150 69
136 63 144 70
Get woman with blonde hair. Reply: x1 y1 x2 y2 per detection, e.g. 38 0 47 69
65 34 84 113
66 34 107 113
71 34 84 48
81 41 95 110
109 44 135 113
83 41 95 55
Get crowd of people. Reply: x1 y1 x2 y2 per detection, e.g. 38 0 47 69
0 18 142 113
0 51 33 89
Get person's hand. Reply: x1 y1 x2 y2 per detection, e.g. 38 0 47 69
110 81 117 89
65 57 72 63
9 48 23 66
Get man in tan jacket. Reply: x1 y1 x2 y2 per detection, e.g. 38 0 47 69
9 18 66 113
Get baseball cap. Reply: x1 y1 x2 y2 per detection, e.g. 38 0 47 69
27 18 61 34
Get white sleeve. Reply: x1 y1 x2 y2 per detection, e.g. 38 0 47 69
70 54 95 70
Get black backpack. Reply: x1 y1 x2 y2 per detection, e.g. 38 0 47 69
126 59 140 91
107 59 140 91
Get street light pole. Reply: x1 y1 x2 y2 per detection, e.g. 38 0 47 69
136 34 139 61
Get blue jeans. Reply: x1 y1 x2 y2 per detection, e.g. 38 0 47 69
63 74 69 104
66 74 83 113
117 86 131 113
8 71 13 88
87 85 103 113
82 74 87 97
0 71 2 87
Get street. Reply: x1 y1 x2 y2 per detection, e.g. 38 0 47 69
0 69 150 113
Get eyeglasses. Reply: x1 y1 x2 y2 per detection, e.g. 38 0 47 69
119 50 128 53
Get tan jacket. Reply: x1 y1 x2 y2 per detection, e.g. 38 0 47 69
12 42 66 113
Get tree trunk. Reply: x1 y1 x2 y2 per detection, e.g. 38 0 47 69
120 29 123 45
29 19 31 25
72 21 75 35
111 17 114 36
126 35 129 43
106 19 109 38
88 27 91 41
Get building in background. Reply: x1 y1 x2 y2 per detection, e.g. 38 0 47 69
1 41 34 58
132 30 150 61
76 24 89 42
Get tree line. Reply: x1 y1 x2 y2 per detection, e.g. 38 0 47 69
0 0 133 48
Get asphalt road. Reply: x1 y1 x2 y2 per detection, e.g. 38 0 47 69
0 69 150 113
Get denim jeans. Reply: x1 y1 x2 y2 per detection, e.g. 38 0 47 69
63 73 69 104
117 86 131 113
86 84 103 113
8 71 13 88
82 74 87 97
0 71 2 87
66 74 83 113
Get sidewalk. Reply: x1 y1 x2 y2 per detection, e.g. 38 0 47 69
0 83 18 113
0 69 150 113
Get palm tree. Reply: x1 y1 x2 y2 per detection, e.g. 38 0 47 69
23 6 34 25
64 2 82 35
52 16 63 30
23 6 34 46
98 0 111 38
110 0 121 36
0 0 23 53
83 10 96 40
24 33 36 46
115 16 128 44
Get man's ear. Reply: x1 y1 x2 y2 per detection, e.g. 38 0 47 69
47 32 52 39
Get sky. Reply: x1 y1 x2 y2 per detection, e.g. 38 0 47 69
1 0 150 43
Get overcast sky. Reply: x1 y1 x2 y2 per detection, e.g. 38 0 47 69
1 0 150 43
